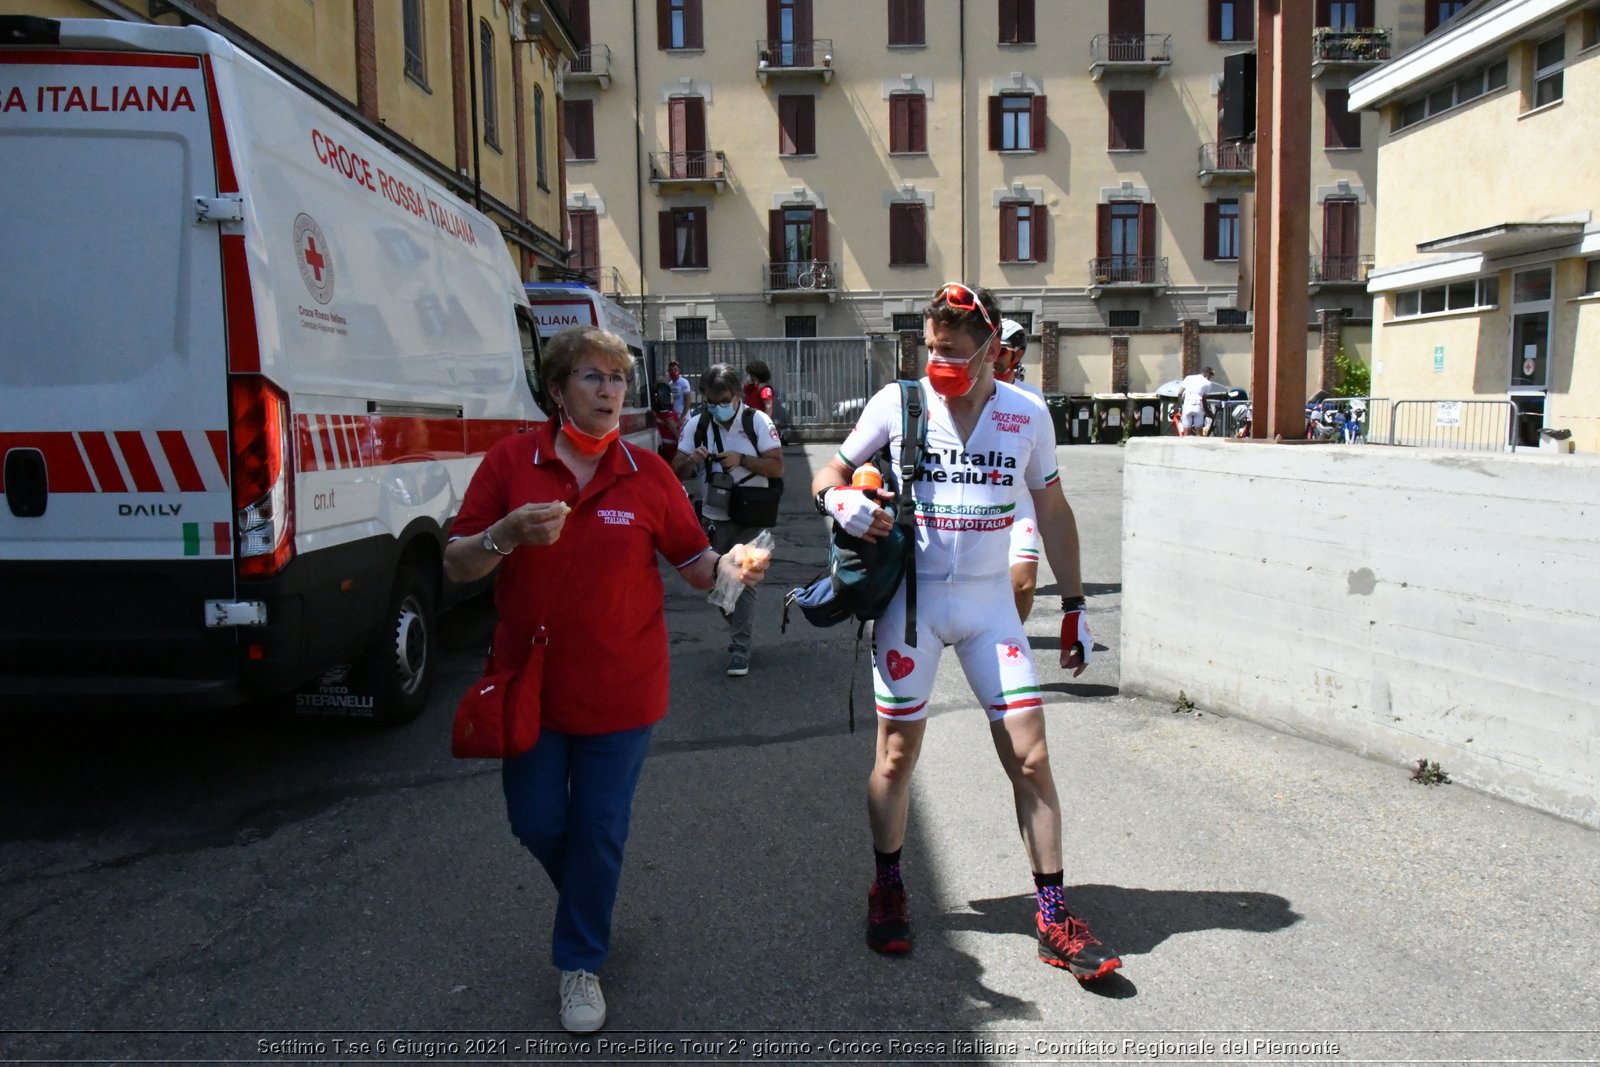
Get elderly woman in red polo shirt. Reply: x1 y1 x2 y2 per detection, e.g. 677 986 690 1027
444 326 768 1035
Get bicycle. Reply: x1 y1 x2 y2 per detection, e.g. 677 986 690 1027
796 261 833 290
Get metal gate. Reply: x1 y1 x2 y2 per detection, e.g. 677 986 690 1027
648 336 900 433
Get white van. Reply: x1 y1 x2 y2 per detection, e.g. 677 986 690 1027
0 18 549 720
523 283 658 453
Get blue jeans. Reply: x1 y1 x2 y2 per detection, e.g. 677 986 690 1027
502 724 654 972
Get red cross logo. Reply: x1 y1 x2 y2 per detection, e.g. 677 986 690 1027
836 500 845 512
1004 642 1021 659
303 237 325 281
987 469 1004 484
293 212 335 304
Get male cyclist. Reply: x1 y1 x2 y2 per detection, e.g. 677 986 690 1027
811 284 1121 981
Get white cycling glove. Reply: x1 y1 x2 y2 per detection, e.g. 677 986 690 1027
823 487 885 538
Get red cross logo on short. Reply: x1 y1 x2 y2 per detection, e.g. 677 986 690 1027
1004 642 1021 659
303 237 325 281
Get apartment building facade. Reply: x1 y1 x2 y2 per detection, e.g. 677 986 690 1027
5 0 580 278
561 0 1454 394
1351 0 1600 451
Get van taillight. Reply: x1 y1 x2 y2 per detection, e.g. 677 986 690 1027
229 376 294 578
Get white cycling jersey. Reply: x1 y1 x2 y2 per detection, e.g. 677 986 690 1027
1003 380 1047 567
838 378 1059 582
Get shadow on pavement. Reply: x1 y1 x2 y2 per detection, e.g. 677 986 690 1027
959 885 1302 960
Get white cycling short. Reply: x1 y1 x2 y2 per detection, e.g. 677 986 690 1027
1180 409 1205 430
870 577 1043 724
1008 492 1039 568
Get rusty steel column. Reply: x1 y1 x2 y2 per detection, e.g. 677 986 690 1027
1251 0 1312 439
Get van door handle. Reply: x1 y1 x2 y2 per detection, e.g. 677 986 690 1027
4 448 48 517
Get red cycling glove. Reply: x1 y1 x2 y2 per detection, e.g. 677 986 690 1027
1061 596 1092 673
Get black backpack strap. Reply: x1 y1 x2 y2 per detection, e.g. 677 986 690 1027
896 381 925 649
693 407 709 451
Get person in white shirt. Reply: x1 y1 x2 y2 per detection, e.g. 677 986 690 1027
1177 367 1215 436
672 364 784 677
995 318 1047 622
666 360 693 419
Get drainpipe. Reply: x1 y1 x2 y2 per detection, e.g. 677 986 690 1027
466 0 482 210
959 0 967 278
632 0 648 334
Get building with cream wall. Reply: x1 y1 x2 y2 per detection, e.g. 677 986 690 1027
1351 0 1600 450
4 0 578 278
562 0 1450 396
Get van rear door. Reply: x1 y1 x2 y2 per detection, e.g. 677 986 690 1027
0 39 239 693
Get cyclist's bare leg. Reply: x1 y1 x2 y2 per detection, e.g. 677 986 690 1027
989 709 1063 872
868 718 926 852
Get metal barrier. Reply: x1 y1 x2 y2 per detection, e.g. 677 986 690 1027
648 336 900 434
1387 399 1517 452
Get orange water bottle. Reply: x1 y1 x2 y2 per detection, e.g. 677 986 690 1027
851 462 883 490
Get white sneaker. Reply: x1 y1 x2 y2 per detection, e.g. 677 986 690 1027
558 969 606 1033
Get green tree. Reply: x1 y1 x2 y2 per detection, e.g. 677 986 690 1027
1332 345 1371 397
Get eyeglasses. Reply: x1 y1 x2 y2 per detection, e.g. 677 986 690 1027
572 369 628 388
931 282 995 333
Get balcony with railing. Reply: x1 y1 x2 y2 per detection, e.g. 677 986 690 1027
1312 27 1391 76
763 260 838 302
647 150 729 193
564 44 612 88
1308 253 1374 290
1199 141 1254 185
1088 255 1169 297
1089 33 1173 80
756 38 835 85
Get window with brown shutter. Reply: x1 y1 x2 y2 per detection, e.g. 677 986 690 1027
1324 87 1361 149
999 0 1035 44
660 208 707 269
889 202 926 266
1317 1 1374 29
563 99 595 160
993 93 1039 151
888 0 925 46
1424 1 1467 33
890 93 926 153
1208 0 1253 41
779 95 816 155
658 0 703 49
569 209 600 281
999 200 1047 263
1108 90 1145 150
1204 199 1240 261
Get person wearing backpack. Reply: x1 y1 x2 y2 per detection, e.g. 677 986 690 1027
671 363 785 677
810 283 1121 982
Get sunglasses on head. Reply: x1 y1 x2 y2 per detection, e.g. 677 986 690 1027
932 282 996 333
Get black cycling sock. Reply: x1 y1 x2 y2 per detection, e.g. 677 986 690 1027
874 848 903 887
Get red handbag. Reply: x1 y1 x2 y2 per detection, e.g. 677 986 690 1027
451 627 547 759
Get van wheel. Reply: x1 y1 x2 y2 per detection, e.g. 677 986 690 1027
361 564 436 724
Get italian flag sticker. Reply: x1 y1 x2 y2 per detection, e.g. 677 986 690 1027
182 522 232 556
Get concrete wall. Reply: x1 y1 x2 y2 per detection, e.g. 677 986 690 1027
1121 438 1600 827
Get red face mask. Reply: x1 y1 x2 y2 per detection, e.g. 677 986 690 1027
927 358 977 398
993 351 1023 384
560 421 619 457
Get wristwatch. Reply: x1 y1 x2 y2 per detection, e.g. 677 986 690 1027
1063 594 1086 612
482 528 514 556
813 487 831 516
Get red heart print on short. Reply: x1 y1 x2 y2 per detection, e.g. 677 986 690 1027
887 650 914 681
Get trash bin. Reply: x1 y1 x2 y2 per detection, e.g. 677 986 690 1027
1043 393 1069 445
1093 393 1128 444
1068 396 1095 444
1128 393 1162 437
1159 397 1181 436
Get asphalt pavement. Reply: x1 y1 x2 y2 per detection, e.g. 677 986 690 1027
1 441 1596 1065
